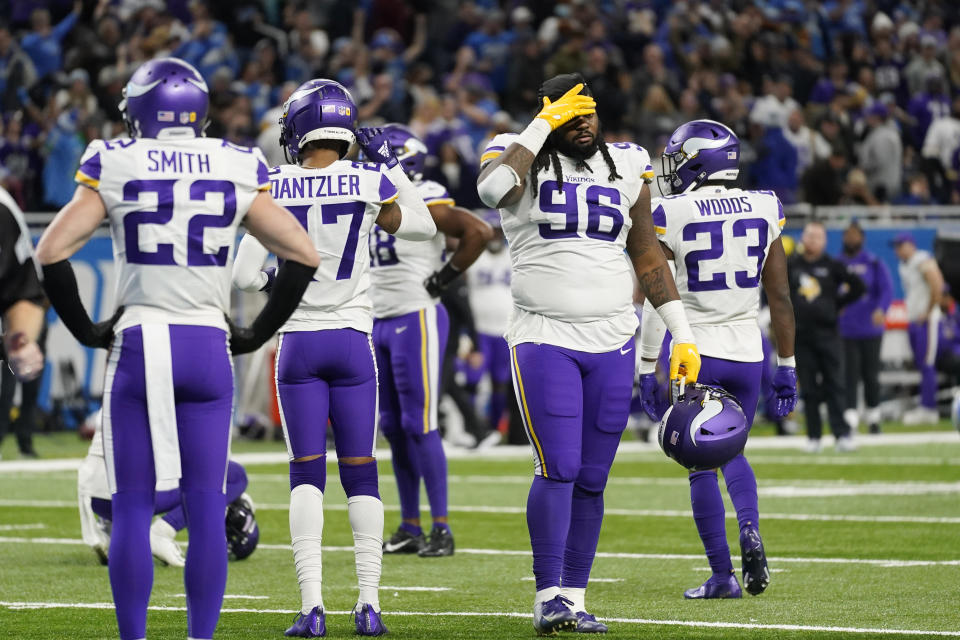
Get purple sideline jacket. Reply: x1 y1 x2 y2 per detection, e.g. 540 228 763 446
837 249 894 340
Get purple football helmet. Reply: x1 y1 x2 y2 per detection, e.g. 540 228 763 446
225 494 259 560
659 119 740 195
381 123 428 180
279 78 357 163
658 383 749 471
120 57 209 138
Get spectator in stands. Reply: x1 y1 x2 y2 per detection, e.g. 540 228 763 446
750 120 799 203
921 94 960 201
908 74 950 150
859 103 902 202
896 173 936 205
905 34 947 97
838 222 894 435
802 145 848 206
789 221 865 453
894 233 947 425
0 22 36 113
750 75 800 130
20 2 81 81
783 108 830 181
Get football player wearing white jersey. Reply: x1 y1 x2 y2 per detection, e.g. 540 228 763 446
231 82 438 638
369 124 492 558
477 73 701 635
34 58 319 640
894 232 946 425
464 211 513 434
638 120 798 600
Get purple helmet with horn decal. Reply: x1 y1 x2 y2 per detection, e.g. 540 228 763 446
120 57 209 138
659 119 740 195
279 78 357 163
382 123 428 180
657 383 749 471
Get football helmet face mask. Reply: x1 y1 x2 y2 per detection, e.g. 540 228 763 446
120 57 209 138
659 119 740 195
658 382 749 471
279 78 357 163
225 495 259 560
382 123 428 181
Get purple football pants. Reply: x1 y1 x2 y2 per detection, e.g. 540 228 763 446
465 332 512 428
689 356 764 579
276 329 379 460
908 319 940 409
510 340 634 592
91 460 248 532
104 324 233 640
373 305 450 526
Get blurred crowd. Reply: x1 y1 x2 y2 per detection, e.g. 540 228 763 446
4 0 960 212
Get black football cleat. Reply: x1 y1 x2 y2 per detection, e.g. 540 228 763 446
382 527 425 554
740 525 770 595
417 525 454 557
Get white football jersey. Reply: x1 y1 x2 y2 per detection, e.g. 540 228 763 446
481 133 655 352
368 179 450 318
466 247 512 336
900 249 934 322
76 136 270 331
241 160 399 333
653 186 785 362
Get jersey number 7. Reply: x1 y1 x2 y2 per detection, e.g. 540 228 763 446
286 202 366 280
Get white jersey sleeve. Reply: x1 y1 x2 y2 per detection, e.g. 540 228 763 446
81 137 270 331
653 187 783 361
368 179 448 318
267 160 397 333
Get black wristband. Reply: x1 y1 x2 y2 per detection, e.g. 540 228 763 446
435 262 462 288
41 260 97 346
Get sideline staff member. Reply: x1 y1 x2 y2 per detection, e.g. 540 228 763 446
788 221 864 452
0 186 44 382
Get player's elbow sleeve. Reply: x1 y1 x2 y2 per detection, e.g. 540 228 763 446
393 204 437 241
477 164 520 208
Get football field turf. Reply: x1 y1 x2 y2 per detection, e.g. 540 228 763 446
1 430 959 639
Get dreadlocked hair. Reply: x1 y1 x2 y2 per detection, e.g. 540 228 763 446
529 73 622 199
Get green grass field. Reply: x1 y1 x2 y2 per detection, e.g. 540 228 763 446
1 429 959 639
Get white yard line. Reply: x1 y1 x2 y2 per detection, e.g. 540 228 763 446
0 601 956 636
520 576 624 583
1 431 956 474
379 586 450 592
6 537 949 569
2 497 957 524
170 594 268 600
0 523 45 531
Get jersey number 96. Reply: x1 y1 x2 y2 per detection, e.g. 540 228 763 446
537 180 623 242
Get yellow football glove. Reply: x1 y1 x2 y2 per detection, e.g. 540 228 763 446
534 83 597 131
669 342 701 384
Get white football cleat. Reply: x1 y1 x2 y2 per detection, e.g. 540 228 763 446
150 518 186 567
835 436 857 453
902 406 939 426
804 439 823 454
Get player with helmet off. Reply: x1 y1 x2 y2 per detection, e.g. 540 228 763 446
232 82 437 637
638 120 798 599
370 124 492 558
35 58 319 640
478 74 701 634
